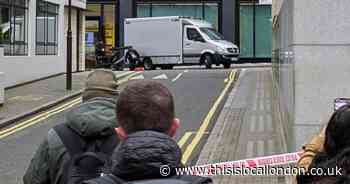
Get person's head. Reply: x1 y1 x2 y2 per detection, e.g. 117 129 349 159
324 105 350 157
115 80 180 139
82 69 119 102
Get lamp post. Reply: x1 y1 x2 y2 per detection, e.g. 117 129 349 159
66 0 72 90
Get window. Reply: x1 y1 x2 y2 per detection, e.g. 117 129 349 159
187 28 202 41
137 3 219 29
0 0 28 56
36 0 58 55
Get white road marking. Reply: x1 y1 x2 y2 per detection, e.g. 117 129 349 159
184 70 189 73
172 73 183 82
247 141 254 158
250 116 256 132
152 74 168 80
257 140 264 157
130 74 145 80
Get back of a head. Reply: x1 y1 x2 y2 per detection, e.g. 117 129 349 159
83 69 119 102
324 105 350 156
116 80 174 134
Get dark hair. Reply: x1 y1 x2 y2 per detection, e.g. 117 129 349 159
324 105 350 157
116 80 174 134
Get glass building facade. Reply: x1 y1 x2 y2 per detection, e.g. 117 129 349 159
85 1 117 63
86 0 272 61
0 0 28 56
137 3 219 30
240 4 272 58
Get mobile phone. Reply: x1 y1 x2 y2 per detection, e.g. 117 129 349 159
334 98 350 111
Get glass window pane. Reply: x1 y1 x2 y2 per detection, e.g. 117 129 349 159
86 4 100 17
137 4 151 17
14 0 27 7
104 5 116 51
47 3 57 14
0 5 10 45
204 3 219 30
0 0 9 4
240 5 254 57
14 7 26 42
152 4 202 18
47 14 56 43
255 5 272 58
36 11 45 42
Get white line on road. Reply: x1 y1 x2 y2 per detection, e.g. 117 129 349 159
184 70 189 73
247 141 254 158
153 74 168 80
172 72 183 82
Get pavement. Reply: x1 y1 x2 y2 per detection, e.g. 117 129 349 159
197 68 288 183
0 67 234 184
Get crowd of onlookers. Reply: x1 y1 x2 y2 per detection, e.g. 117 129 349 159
22 69 350 184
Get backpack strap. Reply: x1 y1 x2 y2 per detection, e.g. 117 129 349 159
53 123 86 156
99 133 119 155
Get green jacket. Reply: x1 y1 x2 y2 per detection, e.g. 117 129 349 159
23 97 118 184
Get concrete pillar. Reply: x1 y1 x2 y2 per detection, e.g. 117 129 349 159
119 0 135 46
222 0 237 44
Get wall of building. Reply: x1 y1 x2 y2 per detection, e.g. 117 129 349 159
0 0 85 88
64 7 86 72
273 0 350 151
0 0 66 88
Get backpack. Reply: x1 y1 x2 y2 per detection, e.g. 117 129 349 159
53 124 119 184
82 174 213 184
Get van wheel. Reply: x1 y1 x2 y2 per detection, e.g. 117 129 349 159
223 63 231 69
143 57 155 70
203 54 213 69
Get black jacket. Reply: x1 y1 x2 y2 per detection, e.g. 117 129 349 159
85 130 212 184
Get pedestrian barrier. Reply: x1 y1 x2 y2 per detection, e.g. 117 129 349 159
199 151 303 168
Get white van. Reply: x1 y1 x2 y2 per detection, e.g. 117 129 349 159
124 16 239 70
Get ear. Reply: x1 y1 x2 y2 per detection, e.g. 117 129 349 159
115 127 127 140
167 118 180 137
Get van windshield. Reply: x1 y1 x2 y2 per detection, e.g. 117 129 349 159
200 28 224 40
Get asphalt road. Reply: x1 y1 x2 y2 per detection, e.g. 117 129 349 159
0 68 232 184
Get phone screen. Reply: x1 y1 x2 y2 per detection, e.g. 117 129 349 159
334 98 350 111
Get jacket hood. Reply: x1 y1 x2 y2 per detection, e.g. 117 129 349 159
112 131 182 180
66 97 117 137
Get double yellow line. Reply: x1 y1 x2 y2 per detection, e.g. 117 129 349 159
0 71 141 140
180 69 236 163
0 97 82 139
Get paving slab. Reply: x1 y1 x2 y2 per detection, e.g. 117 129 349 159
197 68 288 183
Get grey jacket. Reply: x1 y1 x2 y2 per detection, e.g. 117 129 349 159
23 97 118 184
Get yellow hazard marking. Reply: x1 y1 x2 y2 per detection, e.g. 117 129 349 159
177 132 193 149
